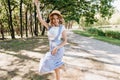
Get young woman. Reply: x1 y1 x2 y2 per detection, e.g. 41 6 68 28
34 0 67 80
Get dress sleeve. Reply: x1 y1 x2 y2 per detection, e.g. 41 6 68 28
61 25 66 33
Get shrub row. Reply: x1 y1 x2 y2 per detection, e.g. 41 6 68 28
87 28 120 40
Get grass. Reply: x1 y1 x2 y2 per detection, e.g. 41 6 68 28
0 36 53 80
73 30 120 46
0 36 49 53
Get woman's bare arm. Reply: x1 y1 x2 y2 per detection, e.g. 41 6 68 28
34 0 49 30
57 30 67 48
51 30 67 55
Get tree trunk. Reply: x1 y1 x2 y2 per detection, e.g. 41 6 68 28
68 21 70 29
41 27 45 35
34 4 38 36
66 22 69 29
0 22 5 40
30 4 33 37
7 0 15 39
25 6 28 37
20 0 23 38
70 21 74 29
3 1 11 36
40 24 42 31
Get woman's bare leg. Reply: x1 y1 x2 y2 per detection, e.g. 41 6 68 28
59 64 66 71
54 68 60 80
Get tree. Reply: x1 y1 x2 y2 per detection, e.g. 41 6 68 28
0 0 114 39
0 21 4 39
34 4 38 36
7 0 18 39
23 0 32 37
20 0 23 38
37 0 114 33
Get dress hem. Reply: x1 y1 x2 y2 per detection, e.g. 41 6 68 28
39 62 64 75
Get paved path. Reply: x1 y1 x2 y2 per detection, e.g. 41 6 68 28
0 30 120 80
62 31 120 80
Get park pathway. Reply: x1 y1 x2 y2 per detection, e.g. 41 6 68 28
0 30 120 80
61 31 120 80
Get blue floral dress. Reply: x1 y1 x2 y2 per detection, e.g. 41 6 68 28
39 24 65 74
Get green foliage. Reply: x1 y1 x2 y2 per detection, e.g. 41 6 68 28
0 0 114 39
0 0 114 25
87 28 105 36
105 30 120 39
73 30 120 46
39 0 114 25
87 28 120 40
100 0 114 18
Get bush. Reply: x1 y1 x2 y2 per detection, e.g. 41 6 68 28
86 28 120 40
105 30 120 40
87 28 105 36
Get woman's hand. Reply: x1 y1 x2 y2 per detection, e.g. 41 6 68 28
51 47 59 55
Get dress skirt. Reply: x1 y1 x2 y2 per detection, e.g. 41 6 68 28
39 40 64 74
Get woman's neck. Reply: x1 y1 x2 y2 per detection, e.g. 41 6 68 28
53 24 60 27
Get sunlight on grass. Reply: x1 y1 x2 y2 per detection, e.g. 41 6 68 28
0 36 49 52
73 30 120 46
0 36 52 80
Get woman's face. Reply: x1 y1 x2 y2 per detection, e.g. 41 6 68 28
52 15 60 26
